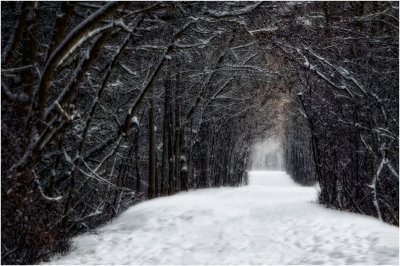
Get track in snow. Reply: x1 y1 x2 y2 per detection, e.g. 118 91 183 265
48 171 399 265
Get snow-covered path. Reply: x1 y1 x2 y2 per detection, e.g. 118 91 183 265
49 171 399 265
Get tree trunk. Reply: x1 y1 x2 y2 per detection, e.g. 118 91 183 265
148 95 156 199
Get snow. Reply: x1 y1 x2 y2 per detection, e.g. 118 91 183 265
206 2 262 18
47 171 399 265
131 116 139 126
109 79 122 87
297 17 312 26
249 26 278 35
120 63 137 76
33 171 62 202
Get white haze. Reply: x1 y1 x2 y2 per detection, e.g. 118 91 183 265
250 138 283 170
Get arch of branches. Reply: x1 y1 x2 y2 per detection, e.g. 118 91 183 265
1 2 398 264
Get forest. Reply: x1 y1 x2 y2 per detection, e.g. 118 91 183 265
1 1 398 264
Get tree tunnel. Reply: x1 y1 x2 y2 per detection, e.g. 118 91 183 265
1 2 398 264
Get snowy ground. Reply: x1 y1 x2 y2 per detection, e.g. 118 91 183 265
48 171 399 265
